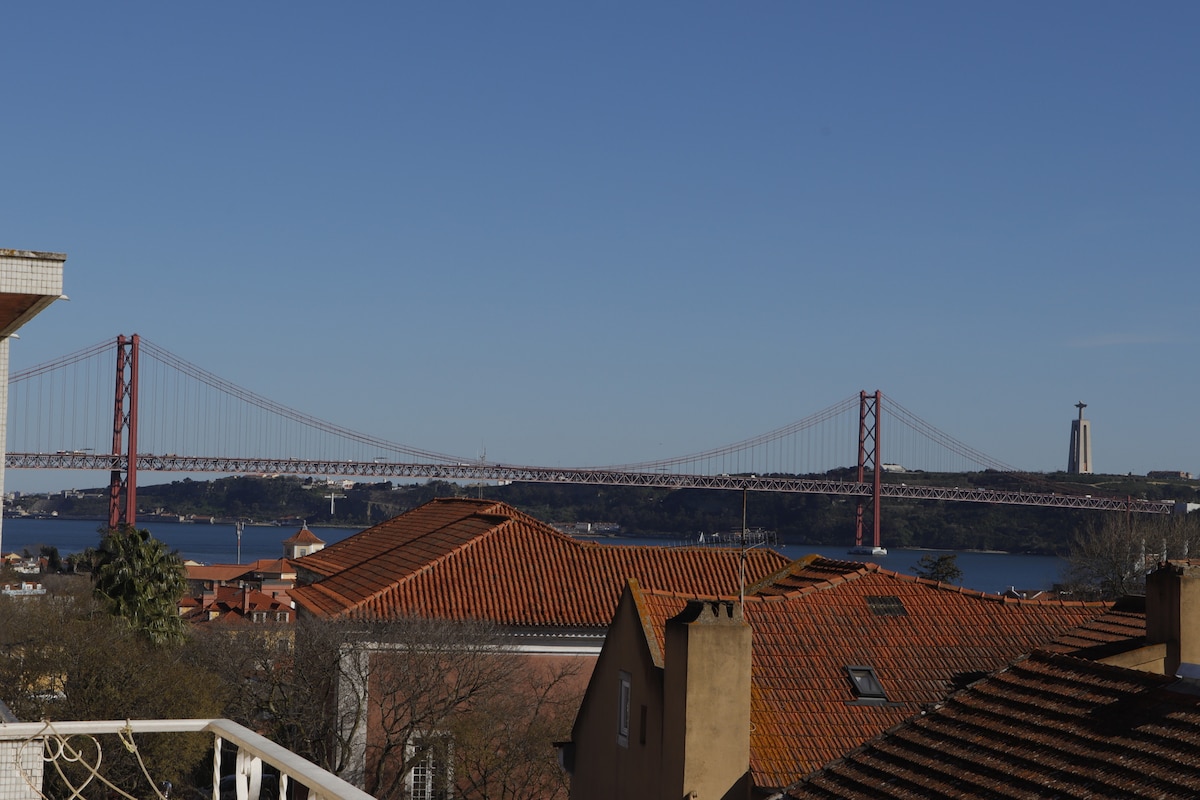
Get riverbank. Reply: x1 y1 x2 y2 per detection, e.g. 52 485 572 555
6 518 1071 594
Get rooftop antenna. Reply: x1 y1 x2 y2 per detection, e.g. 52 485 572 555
235 520 244 565
477 443 487 498
740 488 748 605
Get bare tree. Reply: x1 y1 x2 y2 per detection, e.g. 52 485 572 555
1066 511 1200 598
449 657 583 800
347 617 529 800
191 615 548 800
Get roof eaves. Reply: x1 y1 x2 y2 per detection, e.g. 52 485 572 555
628 579 665 669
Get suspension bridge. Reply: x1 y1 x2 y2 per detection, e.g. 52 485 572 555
4 335 1180 551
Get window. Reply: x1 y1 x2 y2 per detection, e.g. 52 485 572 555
617 671 632 747
845 665 888 704
407 734 453 800
865 595 907 616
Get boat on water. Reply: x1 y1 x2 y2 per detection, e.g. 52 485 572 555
848 545 888 556
698 528 779 547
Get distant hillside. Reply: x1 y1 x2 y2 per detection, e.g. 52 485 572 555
11 470 1198 556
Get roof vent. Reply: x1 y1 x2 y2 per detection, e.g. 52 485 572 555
866 595 907 616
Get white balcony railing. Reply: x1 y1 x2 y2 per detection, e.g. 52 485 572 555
0 718 374 800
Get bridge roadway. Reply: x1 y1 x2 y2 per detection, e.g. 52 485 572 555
6 452 1179 515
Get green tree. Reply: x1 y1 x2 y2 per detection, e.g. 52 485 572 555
93 526 187 646
0 577 223 795
912 553 964 585
40 544 62 572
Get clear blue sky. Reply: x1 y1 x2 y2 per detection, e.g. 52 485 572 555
3 2 1197 493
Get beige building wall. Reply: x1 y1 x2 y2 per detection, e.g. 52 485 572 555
661 600 752 800
568 589 752 800
1146 562 1200 677
568 587 668 800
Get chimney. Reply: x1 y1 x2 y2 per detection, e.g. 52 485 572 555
1146 562 1200 676
661 599 752 800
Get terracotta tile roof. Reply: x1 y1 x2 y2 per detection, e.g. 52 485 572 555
747 553 878 595
244 557 295 575
289 497 791 626
283 526 325 545
1043 594 1147 656
186 564 252 583
635 558 1113 790
786 650 1200 799
182 584 292 625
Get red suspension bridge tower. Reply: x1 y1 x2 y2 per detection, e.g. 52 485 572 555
108 334 139 529
853 390 885 555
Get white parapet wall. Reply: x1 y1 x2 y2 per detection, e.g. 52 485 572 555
0 248 67 560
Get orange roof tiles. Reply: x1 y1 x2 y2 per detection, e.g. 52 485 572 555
186 564 252 583
283 527 325 545
289 497 791 627
243 557 294 574
786 650 1200 799
182 584 291 625
1043 594 1146 656
636 558 1113 790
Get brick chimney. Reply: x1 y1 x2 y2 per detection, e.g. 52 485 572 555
661 599 752 800
1146 562 1200 677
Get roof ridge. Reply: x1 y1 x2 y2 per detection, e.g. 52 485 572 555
340 507 568 616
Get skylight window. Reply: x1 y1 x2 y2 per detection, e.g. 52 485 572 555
845 665 888 703
865 595 907 616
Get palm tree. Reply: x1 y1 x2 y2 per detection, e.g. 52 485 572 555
93 526 188 646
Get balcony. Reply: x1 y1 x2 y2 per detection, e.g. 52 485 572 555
0 718 373 800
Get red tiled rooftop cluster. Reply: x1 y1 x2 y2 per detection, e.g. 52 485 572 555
635 557 1113 788
787 650 1200 798
290 497 791 626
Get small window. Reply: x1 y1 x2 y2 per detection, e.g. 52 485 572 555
865 595 907 616
407 733 453 800
845 665 887 702
617 671 631 747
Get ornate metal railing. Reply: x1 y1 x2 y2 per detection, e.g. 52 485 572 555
0 718 372 800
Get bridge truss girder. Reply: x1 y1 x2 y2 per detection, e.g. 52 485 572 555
4 452 1178 516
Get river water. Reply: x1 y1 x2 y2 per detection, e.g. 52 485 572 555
1 518 1070 595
